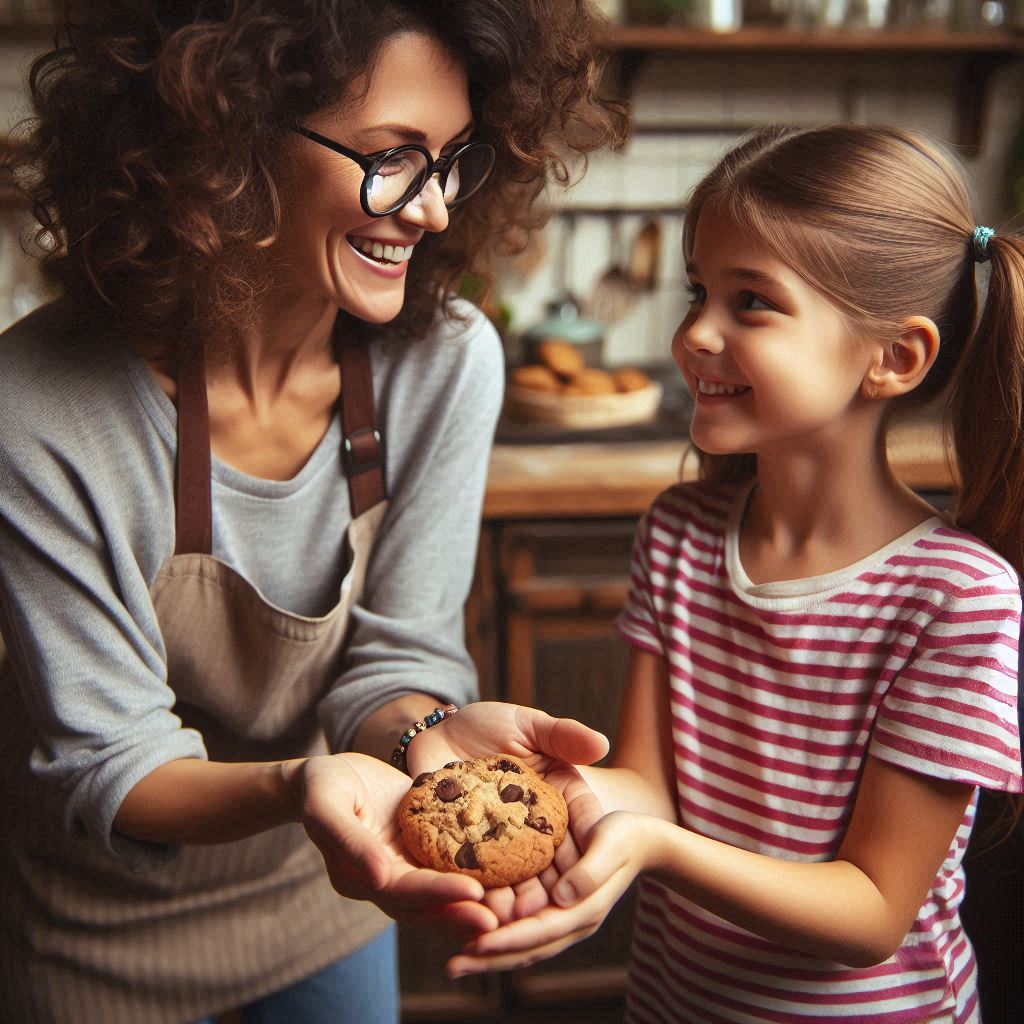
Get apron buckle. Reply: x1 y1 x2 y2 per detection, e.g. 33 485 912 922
343 427 384 476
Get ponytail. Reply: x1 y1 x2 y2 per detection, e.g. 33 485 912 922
948 231 1024 848
949 232 1024 579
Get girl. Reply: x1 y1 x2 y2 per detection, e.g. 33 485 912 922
448 124 1024 1023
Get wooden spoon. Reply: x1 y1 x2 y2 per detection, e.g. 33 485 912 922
629 217 662 292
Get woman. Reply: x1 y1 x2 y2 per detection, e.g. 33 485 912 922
0 2 627 1021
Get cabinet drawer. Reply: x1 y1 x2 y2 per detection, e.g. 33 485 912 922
498 519 638 584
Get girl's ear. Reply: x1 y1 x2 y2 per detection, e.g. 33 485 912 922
862 316 940 400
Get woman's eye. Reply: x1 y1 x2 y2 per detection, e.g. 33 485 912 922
376 155 417 177
738 290 772 312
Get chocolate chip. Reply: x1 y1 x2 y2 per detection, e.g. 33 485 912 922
499 785 524 804
412 773 431 788
526 816 553 835
454 841 479 869
443 761 461 770
483 821 506 841
529 792 539 805
491 758 522 774
435 777 463 802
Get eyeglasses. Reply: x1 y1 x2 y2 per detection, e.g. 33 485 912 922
292 125 496 218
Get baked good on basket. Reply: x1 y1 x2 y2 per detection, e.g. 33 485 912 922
398 755 568 888
510 363 562 392
536 339 585 378
563 367 616 395
613 367 652 392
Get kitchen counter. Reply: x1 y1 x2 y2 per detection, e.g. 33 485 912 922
483 413 953 520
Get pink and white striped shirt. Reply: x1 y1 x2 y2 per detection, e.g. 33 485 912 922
617 480 1022 1024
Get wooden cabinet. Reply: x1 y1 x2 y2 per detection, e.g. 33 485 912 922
399 516 643 1022
495 519 638 1017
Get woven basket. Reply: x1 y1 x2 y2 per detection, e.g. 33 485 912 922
503 380 663 430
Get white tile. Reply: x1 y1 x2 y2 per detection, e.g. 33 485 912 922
0 42 42 132
603 280 690 367
631 56 733 126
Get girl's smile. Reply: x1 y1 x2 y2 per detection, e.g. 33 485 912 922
693 375 751 400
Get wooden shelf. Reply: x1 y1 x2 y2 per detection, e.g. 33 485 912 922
599 26 1024 155
603 26 1024 54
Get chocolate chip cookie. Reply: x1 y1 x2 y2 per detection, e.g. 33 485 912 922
398 756 568 888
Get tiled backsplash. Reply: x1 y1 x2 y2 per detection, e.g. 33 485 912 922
497 51 1024 367
2 38 1022 365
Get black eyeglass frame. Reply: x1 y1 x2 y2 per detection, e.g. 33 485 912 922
291 125 495 218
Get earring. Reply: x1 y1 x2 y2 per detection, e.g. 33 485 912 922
869 384 879 400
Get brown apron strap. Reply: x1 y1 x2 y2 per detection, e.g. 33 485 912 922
173 331 386 554
337 339 386 517
174 352 213 556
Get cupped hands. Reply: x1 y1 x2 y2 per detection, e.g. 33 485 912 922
297 751 497 936
447 810 661 977
406 701 610 923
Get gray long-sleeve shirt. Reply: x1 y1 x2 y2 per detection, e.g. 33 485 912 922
0 298 503 866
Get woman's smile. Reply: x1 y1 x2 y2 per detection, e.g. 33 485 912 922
345 233 418 279
347 235 416 266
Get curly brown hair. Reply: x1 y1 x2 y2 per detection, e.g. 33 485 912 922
10 0 628 357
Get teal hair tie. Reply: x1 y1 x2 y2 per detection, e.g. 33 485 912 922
973 225 995 263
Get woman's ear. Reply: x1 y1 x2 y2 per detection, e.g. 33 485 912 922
862 316 940 400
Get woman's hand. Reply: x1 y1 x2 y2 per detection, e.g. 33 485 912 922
298 752 499 936
407 702 610 922
446 810 658 976
406 702 609 779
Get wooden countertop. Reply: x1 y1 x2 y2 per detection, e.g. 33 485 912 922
483 415 954 520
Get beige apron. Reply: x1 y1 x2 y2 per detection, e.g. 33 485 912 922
0 335 391 1023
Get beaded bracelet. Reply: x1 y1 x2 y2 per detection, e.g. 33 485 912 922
390 704 459 772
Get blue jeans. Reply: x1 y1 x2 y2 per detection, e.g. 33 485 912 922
194 926 398 1024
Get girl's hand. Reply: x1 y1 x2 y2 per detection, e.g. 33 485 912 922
407 702 610 923
298 752 498 937
446 810 657 976
476 769 600 926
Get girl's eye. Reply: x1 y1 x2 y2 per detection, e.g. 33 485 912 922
685 283 705 305
738 290 772 312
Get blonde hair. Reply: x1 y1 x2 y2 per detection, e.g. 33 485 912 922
685 124 1024 576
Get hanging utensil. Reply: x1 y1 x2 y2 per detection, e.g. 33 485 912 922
629 216 662 292
520 211 605 366
549 211 581 320
586 213 636 326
